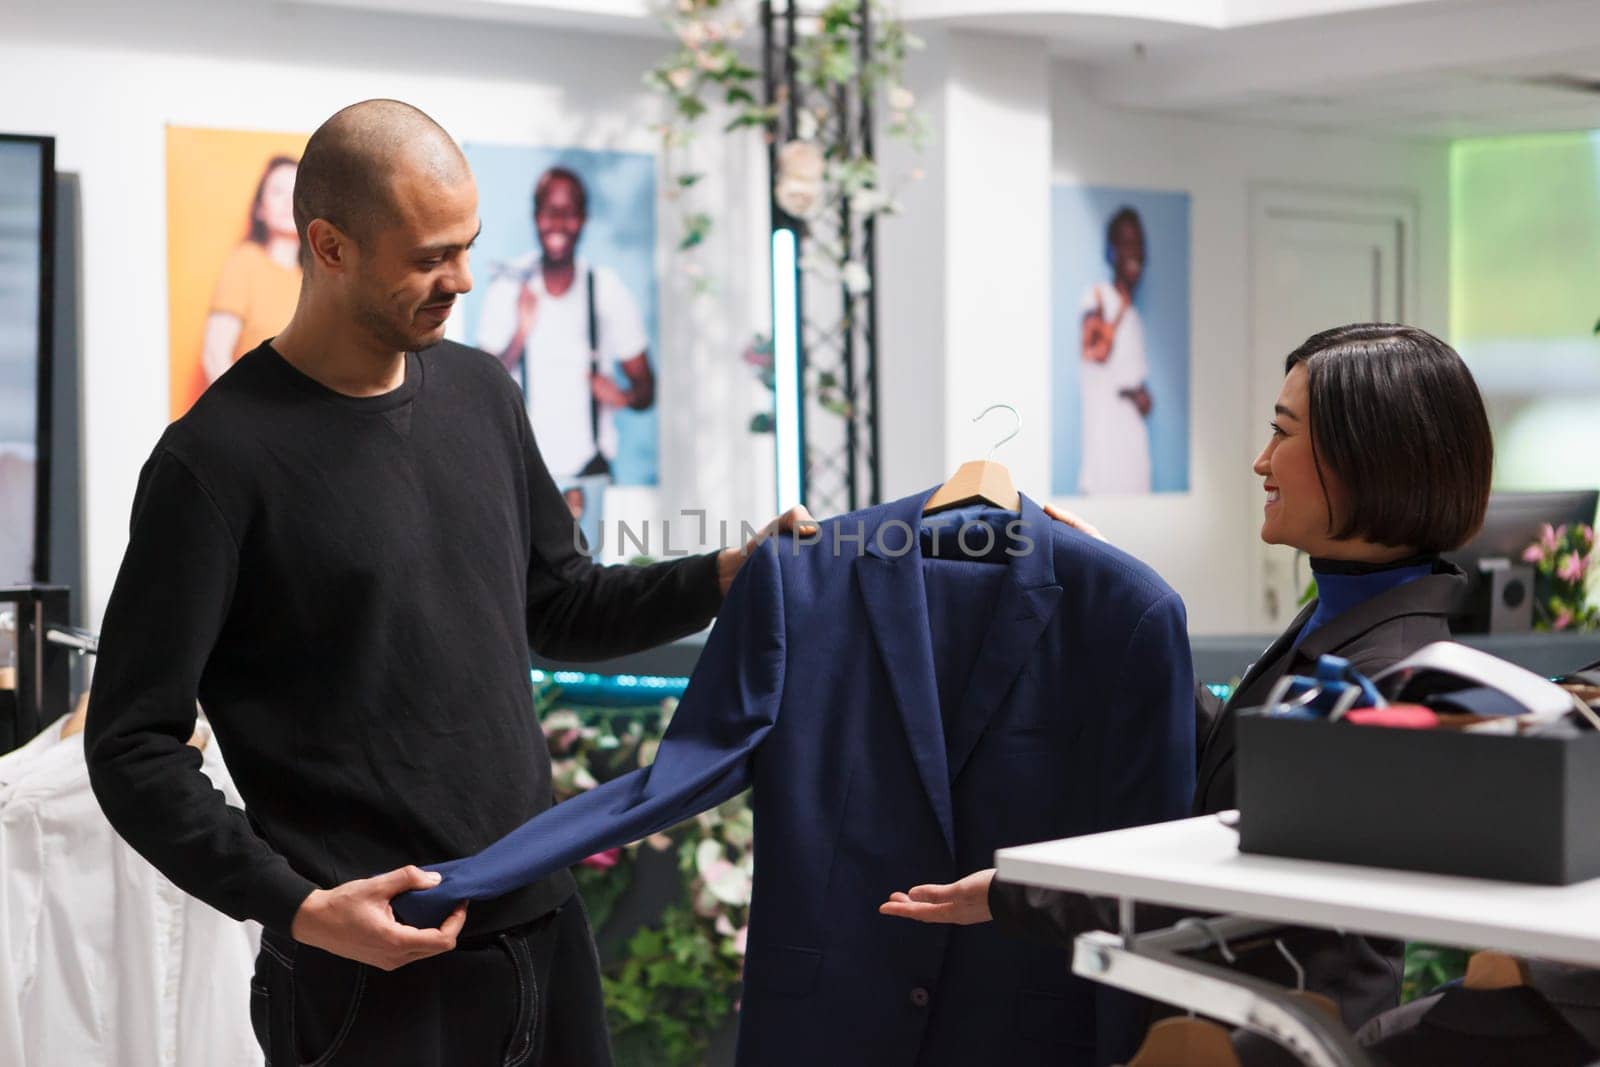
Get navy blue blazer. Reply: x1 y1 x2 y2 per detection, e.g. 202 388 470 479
396 490 1195 1066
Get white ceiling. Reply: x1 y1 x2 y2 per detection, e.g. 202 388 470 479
279 0 1600 138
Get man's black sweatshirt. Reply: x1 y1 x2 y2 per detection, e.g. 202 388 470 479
85 341 722 938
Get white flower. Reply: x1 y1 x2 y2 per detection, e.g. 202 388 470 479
775 178 823 219
677 22 707 48
774 140 826 219
850 187 898 216
841 260 871 295
696 838 724 875
665 67 694 92
778 139 824 180
796 108 820 142
704 857 753 906
696 49 730 73
887 86 915 112
542 710 582 733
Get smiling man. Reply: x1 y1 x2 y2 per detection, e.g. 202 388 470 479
86 100 809 1067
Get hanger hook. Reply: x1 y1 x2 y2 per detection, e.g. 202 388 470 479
1274 938 1307 993
1174 917 1237 965
973 404 1021 462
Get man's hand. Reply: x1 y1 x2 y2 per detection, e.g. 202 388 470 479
290 865 468 971
716 506 818 595
590 372 630 409
1120 384 1153 418
879 868 995 926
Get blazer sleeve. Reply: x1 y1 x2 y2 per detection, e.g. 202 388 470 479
989 590 1196 948
1099 590 1197 830
394 537 787 929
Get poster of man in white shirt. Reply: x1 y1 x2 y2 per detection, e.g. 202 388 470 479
1052 189 1191 497
459 149 660 491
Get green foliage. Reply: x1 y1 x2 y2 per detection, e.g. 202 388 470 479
1402 943 1471 1003
604 904 744 1066
539 681 750 1066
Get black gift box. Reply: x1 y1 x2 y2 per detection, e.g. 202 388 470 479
1236 712 1600 885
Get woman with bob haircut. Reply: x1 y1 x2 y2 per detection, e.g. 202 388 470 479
882 322 1496 1034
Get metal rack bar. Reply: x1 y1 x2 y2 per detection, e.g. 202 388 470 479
1076 908 1376 1067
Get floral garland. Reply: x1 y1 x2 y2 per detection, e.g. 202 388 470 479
541 689 752 1066
647 0 926 294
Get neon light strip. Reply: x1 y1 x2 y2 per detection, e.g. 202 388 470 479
771 228 803 512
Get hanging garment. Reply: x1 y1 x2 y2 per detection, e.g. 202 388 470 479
0 716 260 1066
1357 961 1600 1051
1360 985 1600 1066
396 491 1196 1067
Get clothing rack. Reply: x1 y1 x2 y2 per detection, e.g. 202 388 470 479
998 812 1600 1067
1077 913 1374 1067
45 625 98 655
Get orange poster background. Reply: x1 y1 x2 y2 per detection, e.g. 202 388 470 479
166 126 308 419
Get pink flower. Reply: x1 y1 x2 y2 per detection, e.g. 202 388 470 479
1559 552 1588 583
1581 525 1597 552
1540 523 1561 553
1554 609 1574 631
733 925 748 957
1522 544 1546 564
579 848 622 870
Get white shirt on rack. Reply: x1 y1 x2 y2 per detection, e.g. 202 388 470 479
0 717 260 1066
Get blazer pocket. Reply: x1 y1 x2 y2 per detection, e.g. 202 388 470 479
742 944 822 997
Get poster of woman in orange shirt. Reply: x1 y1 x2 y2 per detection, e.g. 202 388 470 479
166 127 307 418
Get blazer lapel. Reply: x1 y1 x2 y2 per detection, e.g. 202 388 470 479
945 495 1064 784
856 493 956 857
1225 606 1312 714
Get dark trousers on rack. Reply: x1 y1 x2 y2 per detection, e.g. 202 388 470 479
250 898 613 1067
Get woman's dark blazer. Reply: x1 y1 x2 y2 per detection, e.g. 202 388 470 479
989 559 1468 1032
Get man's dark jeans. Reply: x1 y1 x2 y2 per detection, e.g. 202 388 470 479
250 899 612 1066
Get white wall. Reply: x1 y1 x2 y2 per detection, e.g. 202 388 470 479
2 0 1454 638
0 0 772 628
1047 63 1451 633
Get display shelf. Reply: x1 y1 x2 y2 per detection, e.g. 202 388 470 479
997 812 1600 967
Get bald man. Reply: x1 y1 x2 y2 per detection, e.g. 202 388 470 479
86 100 812 1067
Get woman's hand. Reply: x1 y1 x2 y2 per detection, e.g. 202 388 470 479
879 868 995 925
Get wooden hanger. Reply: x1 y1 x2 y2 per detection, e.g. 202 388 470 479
1464 950 1529 990
923 404 1022 515
1126 1018 1242 1067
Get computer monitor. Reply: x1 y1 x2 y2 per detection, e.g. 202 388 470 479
1446 489 1600 633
